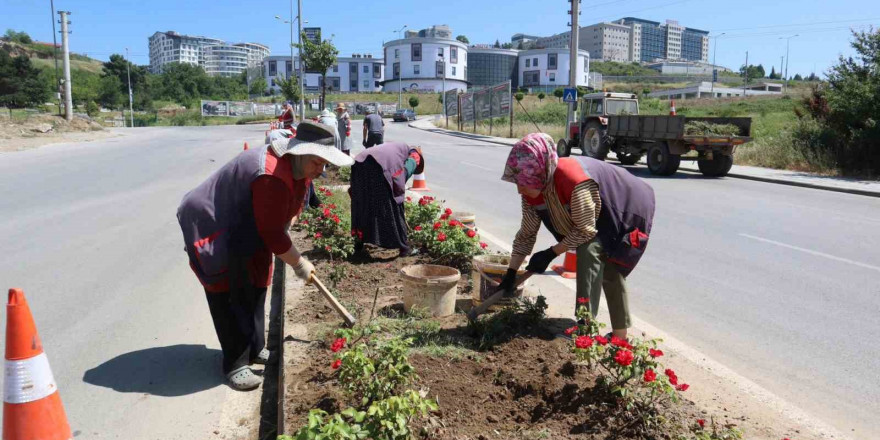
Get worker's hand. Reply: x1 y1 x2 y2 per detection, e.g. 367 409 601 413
496 268 518 297
292 257 315 282
525 247 558 274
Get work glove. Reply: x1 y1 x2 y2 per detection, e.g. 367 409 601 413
496 268 518 298
293 257 315 282
525 247 558 274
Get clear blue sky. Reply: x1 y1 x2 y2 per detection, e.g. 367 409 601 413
2 0 878 78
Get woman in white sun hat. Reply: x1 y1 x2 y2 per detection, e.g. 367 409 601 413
177 121 352 391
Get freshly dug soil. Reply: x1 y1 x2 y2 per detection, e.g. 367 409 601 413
283 230 715 439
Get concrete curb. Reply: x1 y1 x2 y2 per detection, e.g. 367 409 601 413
408 119 880 198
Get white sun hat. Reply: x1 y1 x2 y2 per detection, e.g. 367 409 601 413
270 120 354 167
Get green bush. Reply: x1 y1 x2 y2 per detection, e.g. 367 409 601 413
168 111 205 126
85 101 99 117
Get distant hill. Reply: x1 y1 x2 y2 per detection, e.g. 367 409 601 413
0 40 104 74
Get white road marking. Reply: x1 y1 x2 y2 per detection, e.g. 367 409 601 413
740 233 880 273
461 161 495 172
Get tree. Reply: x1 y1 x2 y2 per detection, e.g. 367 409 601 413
71 70 101 106
408 96 419 110
103 54 146 99
98 75 123 110
274 75 301 106
514 92 524 102
537 92 545 102
456 35 469 44
3 29 32 44
297 33 338 110
769 66 778 79
807 72 819 81
739 64 766 83
249 77 268 96
85 101 99 117
553 87 564 102
793 73 804 81
494 39 501 48
0 47 51 111
153 62 212 105
501 42 513 49
516 41 524 50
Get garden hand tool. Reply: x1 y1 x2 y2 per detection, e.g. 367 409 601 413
309 274 357 327
467 271 535 322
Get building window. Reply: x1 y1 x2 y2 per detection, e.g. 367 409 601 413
363 65 369 73
332 65 338 73
436 61 445 78
332 78 340 89
548 53 557 70
375 81 380 88
285 61 292 78
373 63 381 78
412 43 422 61
438 47 444 58
351 79 357 89
549 72 555 82
450 47 458 64
363 80 369 88
584 59 589 72
452 66 456 76
526 59 531 67
350 63 357 73
523 70 540 86
269 61 277 76
393 62 400 79
533 57 539 67
394 48 399 59
414 64 420 75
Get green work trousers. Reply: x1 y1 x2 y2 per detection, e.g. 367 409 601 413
575 238 631 330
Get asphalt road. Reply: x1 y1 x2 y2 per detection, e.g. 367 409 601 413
375 119 880 438
1 121 877 438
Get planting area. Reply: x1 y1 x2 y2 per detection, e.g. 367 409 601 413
278 186 752 440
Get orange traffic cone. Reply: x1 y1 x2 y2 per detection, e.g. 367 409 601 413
409 172 431 191
551 251 578 279
3 288 71 440
669 99 677 116
243 142 249 151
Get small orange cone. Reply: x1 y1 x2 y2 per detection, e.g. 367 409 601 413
409 172 431 191
243 142 249 151
669 99 677 116
3 288 72 440
551 251 578 279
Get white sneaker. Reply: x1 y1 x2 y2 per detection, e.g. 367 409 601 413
226 366 262 391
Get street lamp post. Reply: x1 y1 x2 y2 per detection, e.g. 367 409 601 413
439 54 446 126
780 34 799 94
275 8 307 119
125 48 134 128
393 25 407 108
710 32 726 96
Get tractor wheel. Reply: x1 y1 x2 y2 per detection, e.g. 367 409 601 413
647 143 681 176
698 153 734 177
582 121 609 160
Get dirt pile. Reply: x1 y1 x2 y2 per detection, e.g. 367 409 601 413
0 114 103 140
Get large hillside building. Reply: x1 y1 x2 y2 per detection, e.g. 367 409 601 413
148 31 269 77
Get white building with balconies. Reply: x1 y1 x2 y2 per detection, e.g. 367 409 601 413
263 54 384 93
517 48 590 91
148 31 269 76
382 25 468 93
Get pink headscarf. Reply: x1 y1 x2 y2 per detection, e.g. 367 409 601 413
501 133 558 190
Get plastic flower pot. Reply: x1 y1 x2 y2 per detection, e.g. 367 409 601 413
399 264 461 317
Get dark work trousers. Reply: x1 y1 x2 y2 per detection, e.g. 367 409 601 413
365 132 384 148
307 182 321 208
203 259 267 374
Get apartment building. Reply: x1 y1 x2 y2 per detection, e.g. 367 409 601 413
263 54 385 93
148 31 269 76
383 25 468 93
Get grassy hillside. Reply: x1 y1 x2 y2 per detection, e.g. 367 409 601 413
1 40 105 74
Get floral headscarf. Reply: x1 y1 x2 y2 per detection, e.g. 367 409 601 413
501 133 558 190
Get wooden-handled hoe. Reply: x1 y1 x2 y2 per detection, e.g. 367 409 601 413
309 274 357 327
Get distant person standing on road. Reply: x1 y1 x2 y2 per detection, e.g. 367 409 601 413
177 122 352 391
335 103 353 155
318 109 341 151
279 101 295 129
498 133 655 340
362 108 385 148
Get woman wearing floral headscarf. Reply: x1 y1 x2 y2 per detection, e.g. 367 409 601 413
500 133 656 339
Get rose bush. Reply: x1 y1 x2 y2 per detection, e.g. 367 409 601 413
403 196 484 271
297 189 355 260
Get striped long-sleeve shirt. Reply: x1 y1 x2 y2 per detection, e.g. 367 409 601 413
512 161 602 258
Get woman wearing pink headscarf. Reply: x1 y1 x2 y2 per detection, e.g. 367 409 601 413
500 133 656 339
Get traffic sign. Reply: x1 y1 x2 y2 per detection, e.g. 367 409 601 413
563 87 577 103
713 69 718 82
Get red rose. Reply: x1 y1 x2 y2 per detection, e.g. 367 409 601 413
577 297 589 304
643 369 657 383
329 203 337 209
325 245 332 251
330 338 346 353
437 233 447 242
611 336 632 350
480 242 488 249
665 369 678 385
323 208 331 217
564 326 578 336
595 335 608 346
406 196 412 202
433 222 442 230
649 348 664 358
331 359 342 369
315 232 323 239
350 230 356 236
448 219 458 227
357 231 363 239
318 186 327 192
325 191 333 197
333 216 340 224
414 225 422 231
676 383 689 392
440 213 449 220
419 198 428 206
575 335 593 349
614 349 634 366
466 230 476 238
444 208 453 215
697 419 705 428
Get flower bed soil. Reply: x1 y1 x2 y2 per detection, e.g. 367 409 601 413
282 230 721 439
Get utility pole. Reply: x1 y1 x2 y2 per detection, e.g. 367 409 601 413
49 0 61 116
297 0 305 120
779 56 784 80
567 0 580 130
394 25 407 109
58 11 73 121
126 48 134 128
742 51 748 98
440 55 447 127
780 34 798 94
710 33 725 96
